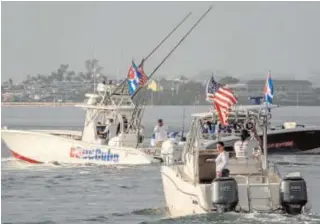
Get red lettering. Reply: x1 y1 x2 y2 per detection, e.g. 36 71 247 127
268 141 294 148
70 147 83 158
70 147 75 158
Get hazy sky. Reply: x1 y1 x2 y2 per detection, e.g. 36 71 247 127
2 1 320 82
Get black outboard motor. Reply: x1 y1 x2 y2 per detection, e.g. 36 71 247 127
280 176 308 215
212 177 239 213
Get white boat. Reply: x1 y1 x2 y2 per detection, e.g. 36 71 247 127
160 105 311 218
1 84 158 165
2 7 216 165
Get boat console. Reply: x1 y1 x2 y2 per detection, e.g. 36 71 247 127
198 150 218 184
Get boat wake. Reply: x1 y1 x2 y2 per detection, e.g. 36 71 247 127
112 207 164 217
1 157 134 170
139 211 320 224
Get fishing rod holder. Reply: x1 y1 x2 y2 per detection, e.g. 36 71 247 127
212 106 272 133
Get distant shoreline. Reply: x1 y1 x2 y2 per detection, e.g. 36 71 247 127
1 102 79 107
1 102 320 108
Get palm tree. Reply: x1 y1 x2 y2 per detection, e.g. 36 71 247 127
85 59 103 80
52 64 69 81
66 71 76 82
8 78 13 88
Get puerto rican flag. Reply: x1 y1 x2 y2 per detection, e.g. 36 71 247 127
264 70 274 105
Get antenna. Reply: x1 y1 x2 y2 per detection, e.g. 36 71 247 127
93 46 97 94
181 107 186 140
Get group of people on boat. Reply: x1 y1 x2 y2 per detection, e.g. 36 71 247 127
200 119 235 138
214 128 262 178
201 120 215 134
97 80 120 95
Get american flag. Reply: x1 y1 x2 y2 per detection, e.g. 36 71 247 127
206 76 238 125
137 65 148 86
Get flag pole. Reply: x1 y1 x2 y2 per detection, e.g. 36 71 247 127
132 5 213 99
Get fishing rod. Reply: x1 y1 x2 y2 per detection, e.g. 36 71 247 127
131 5 213 122
140 11 192 66
109 11 192 96
132 5 213 99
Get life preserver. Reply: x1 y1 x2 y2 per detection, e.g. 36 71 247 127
233 123 242 131
245 121 254 130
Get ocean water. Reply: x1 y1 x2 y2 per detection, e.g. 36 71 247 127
2 106 320 224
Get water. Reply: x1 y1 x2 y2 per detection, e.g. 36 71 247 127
2 106 320 223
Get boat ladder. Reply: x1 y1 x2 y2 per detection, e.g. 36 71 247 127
246 175 273 212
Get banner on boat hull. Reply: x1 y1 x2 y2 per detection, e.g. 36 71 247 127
69 147 120 162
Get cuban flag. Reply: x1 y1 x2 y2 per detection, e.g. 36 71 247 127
264 70 274 105
127 60 148 95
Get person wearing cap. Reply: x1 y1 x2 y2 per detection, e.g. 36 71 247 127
154 119 168 147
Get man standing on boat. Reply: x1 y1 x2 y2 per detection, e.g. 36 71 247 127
154 119 168 147
215 141 229 177
100 119 116 140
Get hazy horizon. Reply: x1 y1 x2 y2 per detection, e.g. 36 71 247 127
2 1 320 83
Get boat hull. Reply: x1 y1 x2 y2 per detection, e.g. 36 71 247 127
1 129 154 165
264 128 320 153
161 166 210 217
161 165 312 218
204 128 320 154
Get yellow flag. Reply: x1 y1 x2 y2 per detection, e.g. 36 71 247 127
148 80 158 92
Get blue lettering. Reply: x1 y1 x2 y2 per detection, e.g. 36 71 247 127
88 150 94 159
113 154 119 162
106 149 111 161
76 148 120 162
101 151 107 161
95 149 102 160
81 149 86 159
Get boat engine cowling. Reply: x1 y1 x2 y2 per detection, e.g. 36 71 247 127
212 177 239 213
280 176 308 215
160 140 181 164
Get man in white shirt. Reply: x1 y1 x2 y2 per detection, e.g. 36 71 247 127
154 119 168 147
100 119 116 139
215 141 229 177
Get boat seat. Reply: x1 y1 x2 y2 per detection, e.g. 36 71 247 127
198 153 217 184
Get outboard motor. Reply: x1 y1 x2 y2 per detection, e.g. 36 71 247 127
280 176 308 215
160 139 181 164
212 177 239 213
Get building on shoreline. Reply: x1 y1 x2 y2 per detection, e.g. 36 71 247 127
2 77 320 106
